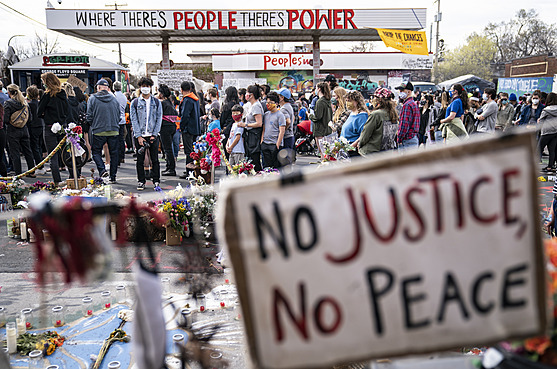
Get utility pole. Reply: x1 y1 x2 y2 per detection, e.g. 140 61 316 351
106 2 127 66
434 0 441 82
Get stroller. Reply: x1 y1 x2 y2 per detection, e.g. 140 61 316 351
295 120 318 156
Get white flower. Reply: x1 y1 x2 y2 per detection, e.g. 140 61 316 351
118 309 134 322
68 123 77 130
51 123 62 134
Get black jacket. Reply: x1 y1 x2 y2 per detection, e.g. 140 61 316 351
220 101 236 138
27 99 43 129
66 95 81 125
38 90 68 126
3 99 26 129
161 99 178 127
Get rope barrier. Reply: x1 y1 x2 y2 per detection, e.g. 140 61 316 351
0 136 67 182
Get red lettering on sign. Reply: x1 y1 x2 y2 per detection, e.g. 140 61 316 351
184 11 193 30
316 9 332 29
325 188 361 264
344 9 357 29
287 10 299 29
470 176 498 224
229 11 237 30
42 56 50 66
263 55 271 70
207 11 216 30
300 10 314 29
273 283 309 342
194 11 205 30
173 12 183 30
218 11 227 29
333 9 342 29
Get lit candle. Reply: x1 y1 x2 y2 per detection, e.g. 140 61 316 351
110 222 117 241
6 322 17 353
199 306 205 312
20 222 27 240
220 302 225 308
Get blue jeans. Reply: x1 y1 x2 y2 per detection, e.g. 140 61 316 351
172 129 180 158
92 134 119 180
398 136 419 152
434 130 443 143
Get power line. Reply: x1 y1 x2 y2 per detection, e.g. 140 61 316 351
0 1 134 61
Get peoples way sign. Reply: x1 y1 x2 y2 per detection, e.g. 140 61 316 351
218 132 547 369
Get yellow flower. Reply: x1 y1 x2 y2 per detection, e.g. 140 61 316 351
46 343 56 356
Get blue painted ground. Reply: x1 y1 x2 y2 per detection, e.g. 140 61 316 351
4 304 188 369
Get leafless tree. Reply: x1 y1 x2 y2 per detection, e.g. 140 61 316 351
485 9 557 63
12 32 60 60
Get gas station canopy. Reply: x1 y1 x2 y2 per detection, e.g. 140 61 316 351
46 8 426 43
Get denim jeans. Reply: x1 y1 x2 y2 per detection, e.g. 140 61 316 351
172 129 180 158
91 134 119 180
398 135 419 152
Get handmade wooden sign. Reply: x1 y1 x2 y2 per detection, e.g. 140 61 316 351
218 132 546 369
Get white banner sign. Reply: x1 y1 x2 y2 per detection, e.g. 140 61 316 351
212 52 433 71
223 78 267 89
219 133 545 369
156 69 192 91
46 9 425 32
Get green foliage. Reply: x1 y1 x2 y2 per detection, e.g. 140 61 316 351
434 33 496 82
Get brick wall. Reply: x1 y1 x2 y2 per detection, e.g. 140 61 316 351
505 55 557 77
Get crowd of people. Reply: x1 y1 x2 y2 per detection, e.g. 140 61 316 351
0 71 554 191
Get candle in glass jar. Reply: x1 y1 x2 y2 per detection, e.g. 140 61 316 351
16 316 25 334
52 306 64 327
21 308 33 330
82 297 93 317
20 222 27 240
0 307 6 328
101 291 112 309
6 322 17 353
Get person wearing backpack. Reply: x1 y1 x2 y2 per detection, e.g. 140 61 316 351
26 85 45 175
38 72 68 184
130 77 162 190
4 84 35 176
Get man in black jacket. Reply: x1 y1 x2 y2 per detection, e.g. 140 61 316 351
179 81 201 179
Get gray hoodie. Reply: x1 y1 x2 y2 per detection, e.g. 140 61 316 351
86 90 120 135
540 105 557 136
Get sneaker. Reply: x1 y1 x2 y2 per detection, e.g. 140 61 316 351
109 178 117 184
101 170 109 178
137 182 145 191
36 168 46 175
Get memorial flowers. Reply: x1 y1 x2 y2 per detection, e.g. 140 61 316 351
159 197 193 237
322 137 355 162
16 331 65 356
231 161 256 176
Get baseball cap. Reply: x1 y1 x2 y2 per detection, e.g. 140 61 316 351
277 87 292 100
509 93 517 101
96 79 109 87
324 74 337 83
395 82 414 91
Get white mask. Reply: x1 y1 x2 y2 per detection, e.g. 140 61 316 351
482 94 488 101
532 98 540 105
399 92 408 100
140 87 151 95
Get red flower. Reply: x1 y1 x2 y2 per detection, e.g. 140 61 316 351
190 152 200 161
72 126 82 134
525 336 552 355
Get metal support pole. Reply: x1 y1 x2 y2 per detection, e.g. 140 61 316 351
70 142 79 189
161 36 170 70
312 35 320 84
434 0 441 81
118 43 123 66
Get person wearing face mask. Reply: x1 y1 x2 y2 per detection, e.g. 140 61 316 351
439 84 469 143
518 91 545 126
329 87 350 133
238 84 263 171
340 90 369 155
475 88 498 133
358 87 398 155
539 92 557 173
158 84 179 176
308 82 333 158
495 92 515 131
260 92 286 169
130 77 163 190
179 81 201 178
394 82 420 150
225 104 245 167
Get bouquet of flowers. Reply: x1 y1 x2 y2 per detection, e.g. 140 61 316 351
30 180 57 193
322 137 355 162
159 197 193 237
231 160 256 176
190 129 224 174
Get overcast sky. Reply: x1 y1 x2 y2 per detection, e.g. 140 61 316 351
1 0 556 74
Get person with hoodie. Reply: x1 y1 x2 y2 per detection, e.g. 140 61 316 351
539 92 557 173
4 84 35 176
179 81 201 178
495 92 515 131
38 72 68 184
518 90 545 126
86 78 121 183
309 82 333 158
26 85 45 174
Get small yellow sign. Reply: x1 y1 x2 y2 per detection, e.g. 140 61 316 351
376 28 429 56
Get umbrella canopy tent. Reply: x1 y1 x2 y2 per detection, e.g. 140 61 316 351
437 74 495 93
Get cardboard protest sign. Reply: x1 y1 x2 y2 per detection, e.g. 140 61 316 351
67 75 88 92
156 69 192 91
218 132 546 369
